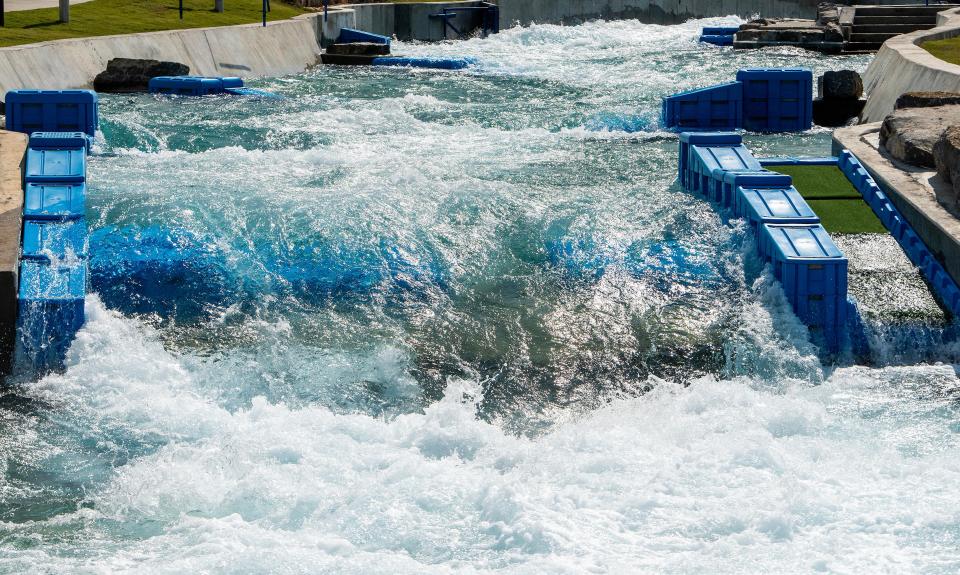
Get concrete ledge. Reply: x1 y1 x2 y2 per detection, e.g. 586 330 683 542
861 7 960 123
0 130 27 376
833 122 960 289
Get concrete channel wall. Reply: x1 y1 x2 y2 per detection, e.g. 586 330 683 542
0 131 26 376
861 8 960 123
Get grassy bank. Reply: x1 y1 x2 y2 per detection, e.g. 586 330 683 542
922 36 960 66
0 0 306 47
767 164 886 235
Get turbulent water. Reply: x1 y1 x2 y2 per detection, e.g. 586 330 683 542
2 16 960 574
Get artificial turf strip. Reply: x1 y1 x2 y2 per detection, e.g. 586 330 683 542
0 0 306 47
765 165 862 199
923 37 960 66
806 199 887 235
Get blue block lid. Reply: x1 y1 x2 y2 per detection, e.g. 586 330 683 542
22 219 88 260
738 187 818 222
761 224 845 261
18 260 86 302
679 132 742 145
720 170 791 187
695 145 761 172
29 132 90 151
24 182 86 220
5 89 98 104
24 148 86 183
218 77 244 88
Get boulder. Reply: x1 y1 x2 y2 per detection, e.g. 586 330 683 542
325 42 390 56
880 105 960 168
818 70 862 100
93 58 190 92
813 97 865 127
895 91 960 110
822 22 845 43
934 126 960 192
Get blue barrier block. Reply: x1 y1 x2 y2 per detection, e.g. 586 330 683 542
712 170 792 208
338 27 391 45
28 132 90 152
21 219 88 260
678 132 741 190
4 90 99 138
371 57 474 70
758 156 838 166
736 69 813 132
24 147 86 183
148 76 226 96
17 260 86 372
219 77 244 88
702 26 740 35
662 82 742 131
759 223 848 351
688 143 761 196
735 187 819 242
699 35 734 46
24 182 85 220
223 88 284 99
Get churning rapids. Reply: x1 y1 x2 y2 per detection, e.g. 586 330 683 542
2 16 960 574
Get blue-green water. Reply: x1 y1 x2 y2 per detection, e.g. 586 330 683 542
3 17 960 574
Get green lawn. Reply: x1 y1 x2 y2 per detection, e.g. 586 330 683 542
0 0 306 47
766 164 886 234
922 36 960 66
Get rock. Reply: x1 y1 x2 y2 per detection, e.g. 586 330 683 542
813 97 865 127
935 126 960 187
880 105 960 168
817 2 840 26
818 70 863 100
822 22 844 43
93 58 190 93
325 42 390 56
895 91 960 110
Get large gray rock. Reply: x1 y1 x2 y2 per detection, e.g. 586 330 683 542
934 127 960 209
93 58 190 93
895 91 960 110
818 70 862 100
880 105 960 168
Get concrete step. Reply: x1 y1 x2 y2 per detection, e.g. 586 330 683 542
849 32 900 43
843 41 885 52
854 15 938 25
853 5 957 17
851 23 936 33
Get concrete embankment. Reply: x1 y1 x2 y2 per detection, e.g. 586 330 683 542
861 7 960 123
0 130 26 376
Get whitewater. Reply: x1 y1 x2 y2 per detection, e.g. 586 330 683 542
1 16 960 575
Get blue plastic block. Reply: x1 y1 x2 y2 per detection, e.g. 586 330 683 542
662 82 742 130
677 132 741 189
148 76 225 96
24 182 85 220
712 170 792 207
699 35 734 46
735 187 819 240
371 57 474 70
28 132 90 152
736 69 813 132
21 219 88 260
4 90 99 138
758 156 838 166
338 27 391 45
702 26 740 35
17 260 86 372
24 147 86 183
219 77 244 88
688 143 761 196
223 88 284 99
759 223 847 351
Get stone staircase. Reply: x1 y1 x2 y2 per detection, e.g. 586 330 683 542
844 4 957 53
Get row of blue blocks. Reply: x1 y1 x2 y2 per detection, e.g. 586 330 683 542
663 69 813 133
838 150 960 317
679 132 848 352
19 131 90 371
699 26 738 46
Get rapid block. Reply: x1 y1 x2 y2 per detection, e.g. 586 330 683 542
678 132 741 190
28 132 90 152
735 186 819 239
24 182 85 220
338 27 391 45
662 82 742 130
24 147 86 183
736 69 813 132
21 220 88 260
702 27 740 35
688 142 762 196
4 90 99 138
712 170 791 208
148 76 229 96
759 223 847 350
17 260 86 371
700 35 734 46
371 57 475 70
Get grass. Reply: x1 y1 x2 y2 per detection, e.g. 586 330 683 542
767 164 887 234
922 37 960 66
0 0 306 47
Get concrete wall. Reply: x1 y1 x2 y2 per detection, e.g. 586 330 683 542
0 13 324 94
0 131 26 376
861 8 960 123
